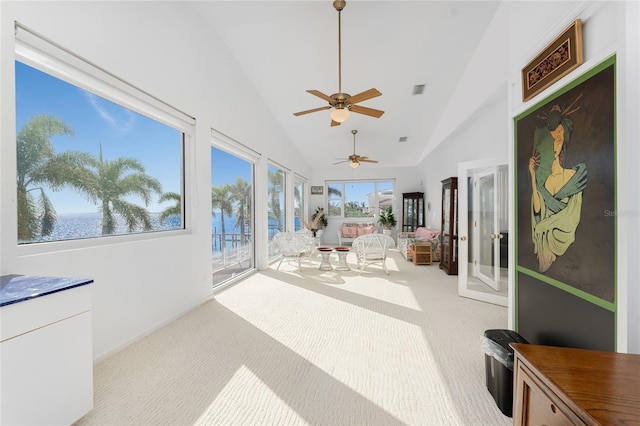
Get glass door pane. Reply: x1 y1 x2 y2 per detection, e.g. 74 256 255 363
475 171 499 290
211 146 254 287
268 164 286 259
294 176 305 231
457 159 508 307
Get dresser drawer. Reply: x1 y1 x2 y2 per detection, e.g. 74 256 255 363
514 361 586 426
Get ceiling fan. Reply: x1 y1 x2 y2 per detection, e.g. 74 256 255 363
293 0 384 127
334 130 378 168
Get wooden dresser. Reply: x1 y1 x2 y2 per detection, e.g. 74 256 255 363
511 343 640 425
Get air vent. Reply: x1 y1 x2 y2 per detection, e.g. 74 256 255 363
412 84 426 95
399 136 409 143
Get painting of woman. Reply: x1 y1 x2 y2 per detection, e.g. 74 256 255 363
528 98 587 272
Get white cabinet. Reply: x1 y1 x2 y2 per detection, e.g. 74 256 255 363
1 278 93 425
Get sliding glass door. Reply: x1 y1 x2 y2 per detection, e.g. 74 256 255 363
211 146 255 287
268 164 286 259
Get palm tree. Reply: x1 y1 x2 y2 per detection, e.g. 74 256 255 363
211 184 233 253
267 169 284 232
158 192 182 225
16 114 93 241
328 185 342 197
76 146 162 235
230 177 251 244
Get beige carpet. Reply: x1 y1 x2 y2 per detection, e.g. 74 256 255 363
75 249 511 425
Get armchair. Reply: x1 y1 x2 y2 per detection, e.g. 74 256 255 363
352 233 395 275
273 232 314 270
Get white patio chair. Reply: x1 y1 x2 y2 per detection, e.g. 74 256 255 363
295 228 319 249
352 233 395 275
273 231 313 271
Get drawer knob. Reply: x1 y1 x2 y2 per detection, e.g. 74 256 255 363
550 404 557 414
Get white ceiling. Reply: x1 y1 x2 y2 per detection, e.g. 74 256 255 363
188 1 500 169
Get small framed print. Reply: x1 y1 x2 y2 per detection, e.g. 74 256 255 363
310 185 323 195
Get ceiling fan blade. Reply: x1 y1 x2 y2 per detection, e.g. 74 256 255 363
331 119 341 127
359 159 378 163
347 88 382 105
350 104 385 118
307 90 335 104
333 160 349 165
293 105 332 116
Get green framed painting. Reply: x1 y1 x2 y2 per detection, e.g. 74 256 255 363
515 55 616 304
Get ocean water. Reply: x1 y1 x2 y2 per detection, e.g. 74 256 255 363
29 212 250 253
32 212 182 243
28 212 288 254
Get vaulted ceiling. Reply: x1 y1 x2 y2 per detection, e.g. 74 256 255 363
188 1 500 169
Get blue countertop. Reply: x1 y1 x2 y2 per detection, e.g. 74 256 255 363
0 274 93 307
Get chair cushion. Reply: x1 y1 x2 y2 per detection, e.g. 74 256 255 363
416 227 439 239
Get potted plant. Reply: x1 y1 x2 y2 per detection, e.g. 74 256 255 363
305 207 328 237
378 206 397 235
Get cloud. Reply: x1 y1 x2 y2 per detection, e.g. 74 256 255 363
85 92 135 133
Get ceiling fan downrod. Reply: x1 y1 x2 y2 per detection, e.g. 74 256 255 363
335 0 346 95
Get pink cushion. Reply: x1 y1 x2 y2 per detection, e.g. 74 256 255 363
416 227 439 239
341 226 357 237
340 223 376 238
358 225 376 236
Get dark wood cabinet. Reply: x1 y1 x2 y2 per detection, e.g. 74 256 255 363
401 192 424 233
440 177 458 275
512 343 640 425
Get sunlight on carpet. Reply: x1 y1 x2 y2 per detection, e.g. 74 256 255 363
75 249 510 425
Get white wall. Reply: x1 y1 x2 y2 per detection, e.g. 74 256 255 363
418 1 640 353
418 89 508 229
0 1 309 360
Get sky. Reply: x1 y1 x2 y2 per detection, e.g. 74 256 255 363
210 148 251 188
16 61 182 214
15 60 392 219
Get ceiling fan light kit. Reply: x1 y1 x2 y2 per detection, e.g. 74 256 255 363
293 0 384 126
330 107 350 123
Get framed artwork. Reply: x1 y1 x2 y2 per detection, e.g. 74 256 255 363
522 19 583 102
310 185 323 195
515 56 616 303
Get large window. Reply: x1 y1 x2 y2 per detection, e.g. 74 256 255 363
267 164 286 258
15 25 191 245
327 180 394 218
211 145 254 287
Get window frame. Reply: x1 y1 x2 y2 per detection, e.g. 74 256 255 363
14 23 194 254
326 179 396 219
210 132 258 288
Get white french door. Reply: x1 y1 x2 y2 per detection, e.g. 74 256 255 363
473 169 501 290
458 158 508 307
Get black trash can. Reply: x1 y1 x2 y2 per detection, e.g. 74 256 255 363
481 329 528 417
